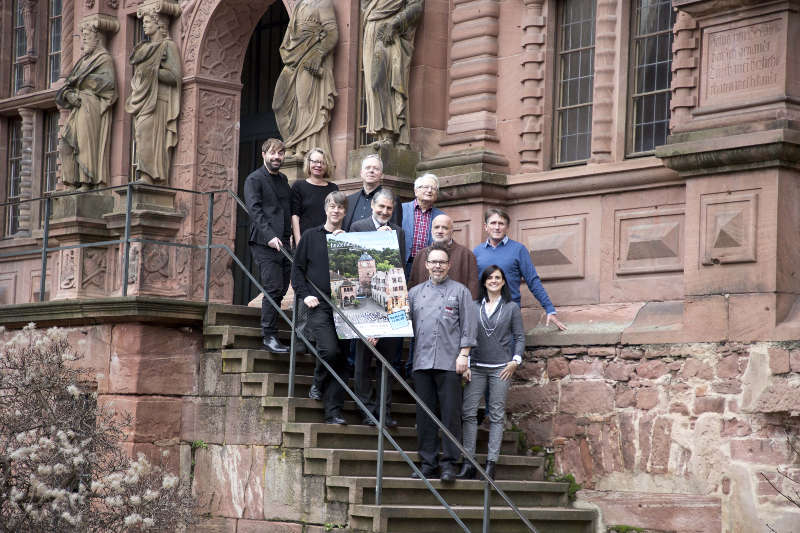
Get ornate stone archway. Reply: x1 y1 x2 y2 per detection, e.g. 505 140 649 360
172 0 288 301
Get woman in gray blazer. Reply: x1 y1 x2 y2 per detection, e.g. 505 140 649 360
458 265 525 480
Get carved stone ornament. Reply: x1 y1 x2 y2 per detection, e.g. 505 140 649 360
56 14 119 190
125 0 183 185
361 0 424 148
60 250 76 289
272 0 338 158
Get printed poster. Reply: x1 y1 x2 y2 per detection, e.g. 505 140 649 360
326 230 414 339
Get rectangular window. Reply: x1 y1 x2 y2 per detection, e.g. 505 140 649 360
43 111 59 195
554 0 596 166
48 0 63 85
7 119 23 236
628 0 675 154
13 0 26 94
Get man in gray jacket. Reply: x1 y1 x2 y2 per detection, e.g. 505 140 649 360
408 242 476 482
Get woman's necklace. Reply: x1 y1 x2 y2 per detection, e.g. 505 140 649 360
480 299 502 337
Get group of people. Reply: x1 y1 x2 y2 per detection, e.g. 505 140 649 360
244 138 567 484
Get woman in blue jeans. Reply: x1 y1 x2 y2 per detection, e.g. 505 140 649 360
458 265 525 480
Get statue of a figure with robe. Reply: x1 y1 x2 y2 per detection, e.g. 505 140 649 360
272 0 338 158
362 0 423 148
125 3 182 184
56 18 118 190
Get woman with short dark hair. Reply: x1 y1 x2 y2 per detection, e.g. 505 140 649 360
458 265 525 480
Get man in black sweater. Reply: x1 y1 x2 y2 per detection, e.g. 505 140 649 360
244 139 291 353
342 154 402 231
292 191 349 424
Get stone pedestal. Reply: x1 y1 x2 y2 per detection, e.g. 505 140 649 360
279 156 306 185
658 0 800 340
343 145 420 200
49 193 116 301
104 187 187 298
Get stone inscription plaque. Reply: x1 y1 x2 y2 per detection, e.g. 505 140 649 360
701 18 785 107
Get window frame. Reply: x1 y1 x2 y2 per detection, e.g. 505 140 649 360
47 0 63 86
6 119 23 237
625 0 676 156
12 0 26 94
553 0 597 167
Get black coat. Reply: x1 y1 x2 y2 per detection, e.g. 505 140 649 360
349 218 407 264
243 166 291 246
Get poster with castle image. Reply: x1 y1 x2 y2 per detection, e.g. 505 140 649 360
326 231 413 339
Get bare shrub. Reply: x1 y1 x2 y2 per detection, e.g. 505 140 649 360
0 324 196 532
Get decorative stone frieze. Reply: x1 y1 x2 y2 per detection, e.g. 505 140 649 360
16 108 35 237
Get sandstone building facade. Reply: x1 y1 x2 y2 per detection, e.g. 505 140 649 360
0 0 799 531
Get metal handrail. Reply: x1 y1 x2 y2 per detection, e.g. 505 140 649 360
0 184 540 533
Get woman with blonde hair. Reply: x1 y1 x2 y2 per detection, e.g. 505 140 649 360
290 147 338 245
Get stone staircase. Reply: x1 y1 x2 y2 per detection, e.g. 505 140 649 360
203 304 596 533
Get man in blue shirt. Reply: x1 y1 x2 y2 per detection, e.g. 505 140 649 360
473 207 567 331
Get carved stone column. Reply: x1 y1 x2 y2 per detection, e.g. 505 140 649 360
442 0 501 147
519 0 546 171
657 0 800 341
588 0 617 163
16 108 35 237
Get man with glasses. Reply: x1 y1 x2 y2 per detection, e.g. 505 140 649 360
342 154 402 231
244 138 292 354
473 207 567 330
401 173 445 279
408 243 476 482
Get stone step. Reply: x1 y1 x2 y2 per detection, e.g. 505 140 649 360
305 449 544 481
283 423 520 455
349 504 596 533
205 303 262 329
241 370 418 405
222 348 316 374
204 325 264 349
261 396 417 427
326 476 569 508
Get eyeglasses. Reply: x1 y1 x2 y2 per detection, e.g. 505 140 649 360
309 159 325 166
416 185 436 191
426 260 449 266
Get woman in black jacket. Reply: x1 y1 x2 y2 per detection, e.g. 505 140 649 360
458 265 525 480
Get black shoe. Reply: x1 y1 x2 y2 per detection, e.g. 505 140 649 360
362 417 376 426
325 415 347 425
263 335 289 353
485 460 496 480
308 385 321 401
440 466 456 483
411 466 438 479
456 462 476 480
385 417 398 429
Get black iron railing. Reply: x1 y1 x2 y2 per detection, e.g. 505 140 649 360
0 183 539 533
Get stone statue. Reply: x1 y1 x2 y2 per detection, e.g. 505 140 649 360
362 0 423 148
56 16 118 190
125 1 182 184
272 0 339 158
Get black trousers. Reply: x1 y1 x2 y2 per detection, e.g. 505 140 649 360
250 243 290 337
413 369 463 470
306 307 348 419
355 337 402 418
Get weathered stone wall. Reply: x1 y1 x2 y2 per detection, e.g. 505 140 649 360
510 342 800 533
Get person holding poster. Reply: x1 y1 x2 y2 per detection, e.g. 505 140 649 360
350 188 406 427
291 191 350 425
408 243 476 483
